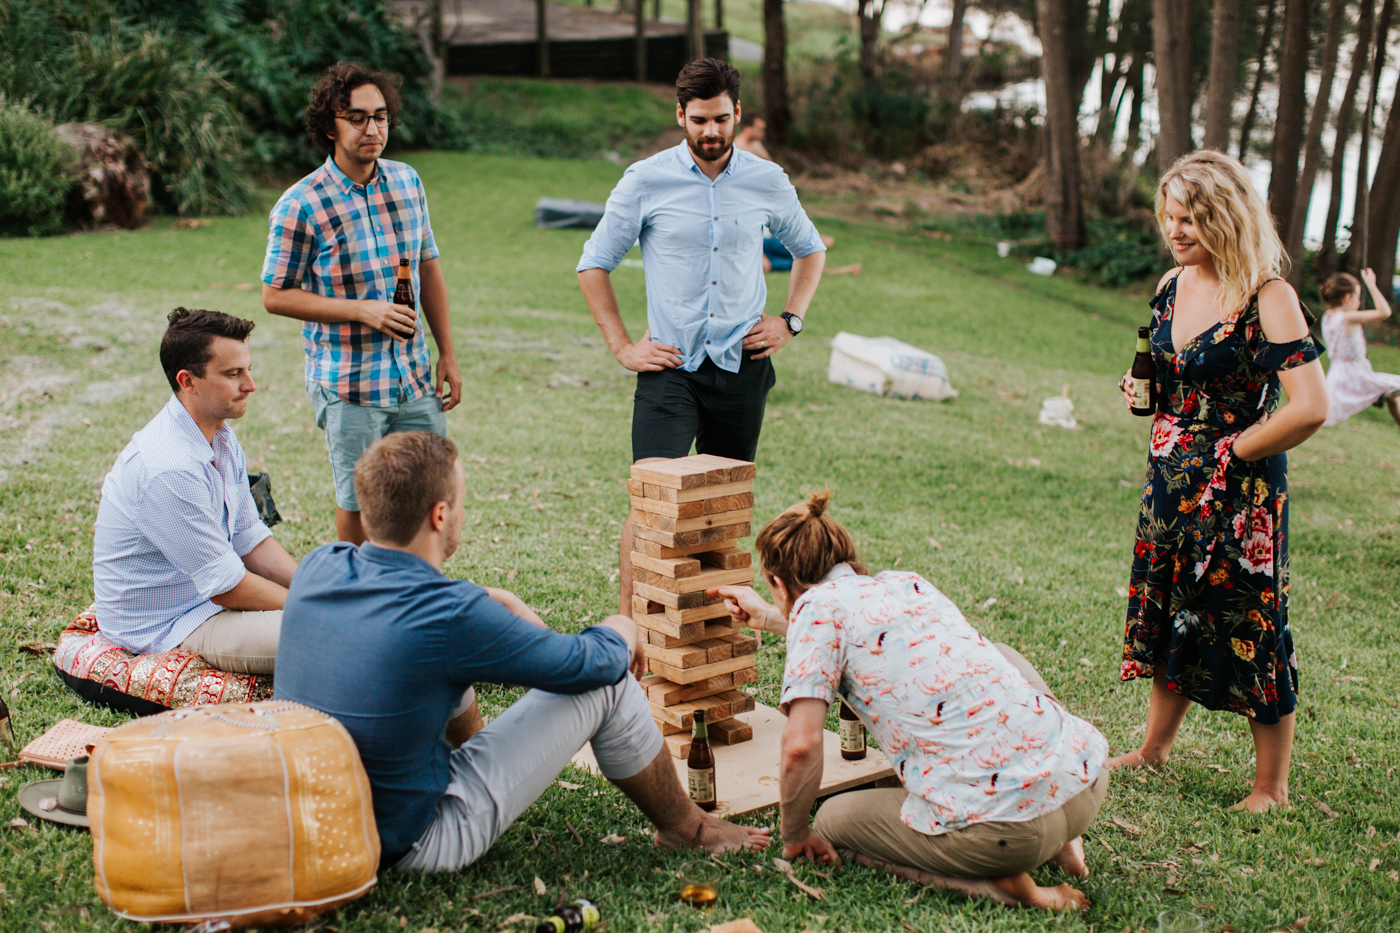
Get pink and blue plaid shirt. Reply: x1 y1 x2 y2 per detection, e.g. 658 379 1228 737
262 156 440 407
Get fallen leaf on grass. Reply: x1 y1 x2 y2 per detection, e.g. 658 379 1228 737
1290 918 1310 930
553 780 583 790
533 876 547 896
1390 869 1399 882
926 537 942 549
19 642 56 656
1302 857 1328 867
1112 816 1142 835
10 671 36 697
771 858 824 900
708 920 766 933
1162 887 1185 896
981 597 997 609
1370 859 1382 871
902 890 924 905
8 817 33 832
599 833 626 844
175 218 213 228
499 914 535 929
1115 586 1129 598
1078 657 1094 668
398 917 408 928
469 886 522 901
1313 801 1340 819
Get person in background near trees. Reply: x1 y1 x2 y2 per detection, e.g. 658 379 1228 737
736 117 861 276
261 61 460 546
1320 268 1400 428
275 432 771 872
576 58 827 616
711 494 1108 911
92 309 298 672
1112 151 1328 813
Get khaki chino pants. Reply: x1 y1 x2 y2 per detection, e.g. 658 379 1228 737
179 609 282 675
813 644 1110 879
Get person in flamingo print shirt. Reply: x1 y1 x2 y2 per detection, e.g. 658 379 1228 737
713 493 1108 911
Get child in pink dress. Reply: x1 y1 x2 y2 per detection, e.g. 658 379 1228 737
1321 268 1400 427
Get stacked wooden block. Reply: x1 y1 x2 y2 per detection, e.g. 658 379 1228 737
628 454 761 758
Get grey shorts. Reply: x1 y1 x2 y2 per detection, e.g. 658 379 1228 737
309 384 447 510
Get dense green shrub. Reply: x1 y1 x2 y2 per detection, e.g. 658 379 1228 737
1054 216 1164 288
452 80 674 158
0 97 75 236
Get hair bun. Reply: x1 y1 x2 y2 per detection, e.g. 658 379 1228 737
806 490 830 519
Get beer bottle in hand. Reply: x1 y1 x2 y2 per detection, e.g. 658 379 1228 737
1129 326 1156 416
687 710 716 811
534 899 601 933
394 257 415 310
839 700 866 760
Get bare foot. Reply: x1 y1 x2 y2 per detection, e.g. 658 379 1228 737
655 814 771 853
843 850 1019 907
1052 837 1088 878
1230 789 1288 813
992 872 1090 910
1105 748 1165 770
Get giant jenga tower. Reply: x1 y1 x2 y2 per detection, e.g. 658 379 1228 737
628 454 761 757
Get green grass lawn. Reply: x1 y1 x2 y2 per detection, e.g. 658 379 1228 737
2 151 1399 932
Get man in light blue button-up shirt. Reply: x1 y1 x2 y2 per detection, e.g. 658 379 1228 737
93 310 299 673
578 59 827 613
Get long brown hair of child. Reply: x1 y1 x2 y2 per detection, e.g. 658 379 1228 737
755 490 866 601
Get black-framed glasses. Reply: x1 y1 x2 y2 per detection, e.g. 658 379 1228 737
335 112 389 130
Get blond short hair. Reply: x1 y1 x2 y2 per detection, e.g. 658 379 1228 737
1155 151 1287 317
354 432 459 545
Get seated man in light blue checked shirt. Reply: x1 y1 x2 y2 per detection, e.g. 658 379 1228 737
92 309 299 673
577 58 827 616
262 62 460 546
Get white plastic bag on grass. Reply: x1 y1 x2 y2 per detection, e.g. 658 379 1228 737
827 332 958 400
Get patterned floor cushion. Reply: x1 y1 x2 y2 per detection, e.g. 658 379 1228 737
54 606 273 716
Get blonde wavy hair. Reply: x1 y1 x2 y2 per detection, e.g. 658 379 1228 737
1155 150 1287 317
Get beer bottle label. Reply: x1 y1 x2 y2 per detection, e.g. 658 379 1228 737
687 766 715 802
1130 377 1151 409
840 717 865 752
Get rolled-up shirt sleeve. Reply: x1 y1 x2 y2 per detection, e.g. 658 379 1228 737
779 597 845 715
768 176 825 260
141 470 250 601
261 195 315 289
577 169 646 273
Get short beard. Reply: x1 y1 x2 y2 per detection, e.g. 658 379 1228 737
687 132 733 163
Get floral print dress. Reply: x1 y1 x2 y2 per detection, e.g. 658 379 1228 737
1120 274 1322 724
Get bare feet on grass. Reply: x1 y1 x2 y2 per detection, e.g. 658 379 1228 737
1052 837 1088 878
992 872 1091 910
655 813 771 853
1105 748 1166 770
1230 789 1288 813
842 850 1019 907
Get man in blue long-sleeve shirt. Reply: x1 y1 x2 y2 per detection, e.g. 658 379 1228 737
577 58 827 615
275 432 770 871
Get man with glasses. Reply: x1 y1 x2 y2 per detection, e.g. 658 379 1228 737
262 62 460 545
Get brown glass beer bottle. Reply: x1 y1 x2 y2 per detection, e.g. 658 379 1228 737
1129 326 1155 416
687 710 716 811
394 257 415 310
839 700 866 760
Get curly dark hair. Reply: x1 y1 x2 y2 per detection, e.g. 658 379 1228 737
305 62 403 154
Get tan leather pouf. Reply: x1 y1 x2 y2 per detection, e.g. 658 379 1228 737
89 701 380 927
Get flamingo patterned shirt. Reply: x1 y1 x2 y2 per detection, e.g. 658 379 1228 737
780 564 1108 835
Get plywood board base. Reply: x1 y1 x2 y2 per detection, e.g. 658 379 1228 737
571 701 894 818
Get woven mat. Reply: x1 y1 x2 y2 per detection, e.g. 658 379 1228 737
18 719 112 770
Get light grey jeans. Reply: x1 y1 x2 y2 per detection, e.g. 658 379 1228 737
395 676 663 873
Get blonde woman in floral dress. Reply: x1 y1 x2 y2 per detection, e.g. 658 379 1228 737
1111 151 1328 813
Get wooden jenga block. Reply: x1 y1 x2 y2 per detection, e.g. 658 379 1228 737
694 637 733 663
646 480 753 504
662 732 691 758
697 547 752 570
731 665 760 688
650 693 736 730
634 508 754 534
631 553 703 578
643 641 711 670
717 632 759 657
659 718 685 735
648 653 756 685
633 581 729 611
687 454 758 483
630 493 756 519
644 620 741 649
709 717 753 745
630 458 717 490
633 594 735 625
644 672 736 706
625 478 646 498
633 537 746 559
631 522 751 549
717 689 756 716
631 565 753 595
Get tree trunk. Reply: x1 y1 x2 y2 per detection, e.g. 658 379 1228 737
1266 0 1311 233
857 0 884 87
537 0 549 77
1318 0 1373 275
1203 0 1242 151
762 0 791 143
1366 89 1400 289
1125 50 1146 156
689 0 704 61
946 0 969 84
635 0 647 81
1095 52 1125 146
1284 0 1347 282
1347 0 1395 270
1238 0 1279 159
1038 0 1084 249
1152 0 1193 171
715 0 724 32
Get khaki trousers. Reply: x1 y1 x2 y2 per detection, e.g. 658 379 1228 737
812 643 1110 879
179 609 282 675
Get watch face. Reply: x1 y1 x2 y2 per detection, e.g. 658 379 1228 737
786 314 803 334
